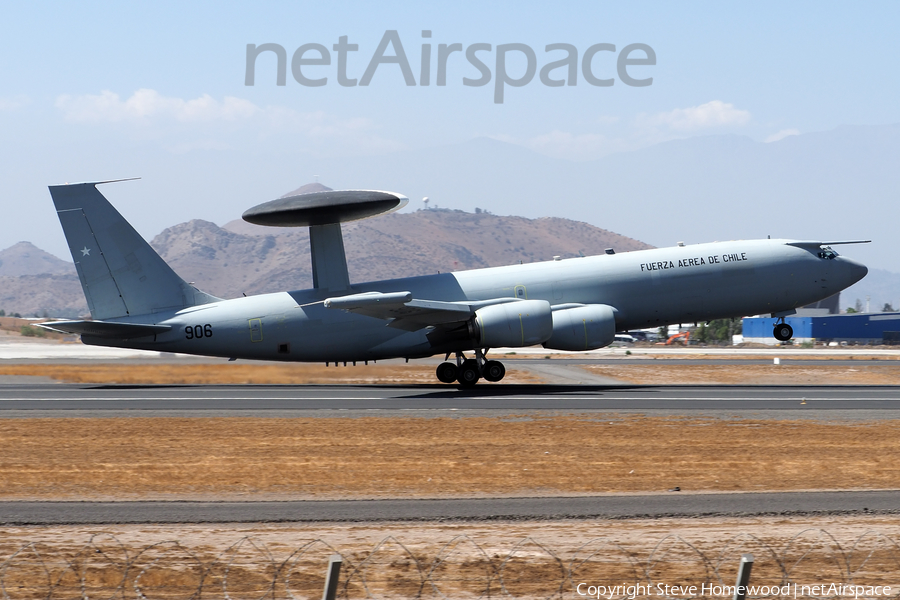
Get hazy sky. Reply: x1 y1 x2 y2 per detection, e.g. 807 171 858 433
2 1 899 259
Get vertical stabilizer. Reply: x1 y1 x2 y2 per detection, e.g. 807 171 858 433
49 180 220 320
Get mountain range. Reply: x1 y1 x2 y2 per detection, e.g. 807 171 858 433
2 202 896 318
0 203 650 317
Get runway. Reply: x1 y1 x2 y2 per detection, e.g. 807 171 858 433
3 381 899 523
1 383 899 417
1 491 897 525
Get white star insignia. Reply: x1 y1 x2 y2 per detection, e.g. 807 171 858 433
81 247 91 256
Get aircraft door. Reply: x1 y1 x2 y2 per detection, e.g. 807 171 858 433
249 318 263 342
514 285 527 299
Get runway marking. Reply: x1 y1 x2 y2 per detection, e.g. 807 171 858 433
501 396 900 401
0 397 385 402
1 396 899 402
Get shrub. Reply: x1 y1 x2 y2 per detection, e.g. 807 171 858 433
20 326 45 338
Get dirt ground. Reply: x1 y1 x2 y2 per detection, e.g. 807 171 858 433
3 516 900 598
2 415 900 500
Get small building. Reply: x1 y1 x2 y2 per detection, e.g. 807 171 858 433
742 312 900 345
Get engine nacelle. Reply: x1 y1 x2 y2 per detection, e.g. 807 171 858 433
470 300 553 347
543 304 617 351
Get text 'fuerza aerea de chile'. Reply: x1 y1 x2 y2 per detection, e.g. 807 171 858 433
244 30 655 103
640 252 749 272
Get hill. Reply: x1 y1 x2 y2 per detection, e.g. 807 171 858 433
0 209 651 316
156 208 651 298
0 242 74 277
0 243 81 317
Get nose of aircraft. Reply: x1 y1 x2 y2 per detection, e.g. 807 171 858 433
835 256 868 288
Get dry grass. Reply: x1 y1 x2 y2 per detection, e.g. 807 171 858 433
1 415 900 500
581 363 900 385
0 363 540 384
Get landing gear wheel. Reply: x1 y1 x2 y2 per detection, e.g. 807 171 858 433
774 323 793 341
458 359 481 388
436 362 458 384
482 360 506 382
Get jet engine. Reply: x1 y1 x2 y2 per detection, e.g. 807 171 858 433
543 304 617 351
469 300 553 347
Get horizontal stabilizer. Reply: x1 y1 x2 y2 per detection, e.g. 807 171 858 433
37 320 171 339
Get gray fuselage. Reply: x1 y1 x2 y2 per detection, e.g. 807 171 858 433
87 238 867 362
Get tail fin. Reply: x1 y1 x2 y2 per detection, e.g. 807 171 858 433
49 180 220 320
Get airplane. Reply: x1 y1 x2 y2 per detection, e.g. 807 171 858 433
41 180 869 387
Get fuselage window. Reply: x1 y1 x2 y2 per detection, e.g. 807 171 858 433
817 247 838 260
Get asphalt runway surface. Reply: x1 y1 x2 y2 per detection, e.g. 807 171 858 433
1 492 898 525
1 382 899 416
508 358 900 366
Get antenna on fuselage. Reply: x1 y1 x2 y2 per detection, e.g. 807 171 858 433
241 188 409 291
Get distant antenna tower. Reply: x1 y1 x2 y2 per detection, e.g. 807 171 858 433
314 175 319 183
422 196 429 210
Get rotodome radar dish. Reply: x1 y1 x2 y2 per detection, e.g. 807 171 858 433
242 190 409 227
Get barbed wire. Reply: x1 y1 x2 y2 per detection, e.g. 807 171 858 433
2 528 900 599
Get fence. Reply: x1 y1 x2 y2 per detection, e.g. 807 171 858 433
2 528 900 599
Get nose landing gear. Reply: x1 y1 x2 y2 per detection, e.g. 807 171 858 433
435 349 507 387
773 318 793 342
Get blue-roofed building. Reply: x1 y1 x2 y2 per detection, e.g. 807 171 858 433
743 312 900 345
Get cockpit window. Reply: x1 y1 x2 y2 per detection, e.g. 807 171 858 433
817 246 838 260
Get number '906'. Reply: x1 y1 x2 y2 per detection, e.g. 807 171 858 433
185 324 213 339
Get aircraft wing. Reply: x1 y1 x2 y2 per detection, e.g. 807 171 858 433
37 320 171 339
786 240 871 248
323 291 520 330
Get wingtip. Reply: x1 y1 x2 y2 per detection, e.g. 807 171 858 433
786 239 872 248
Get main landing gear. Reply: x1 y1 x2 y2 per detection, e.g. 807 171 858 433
773 318 794 342
435 349 506 388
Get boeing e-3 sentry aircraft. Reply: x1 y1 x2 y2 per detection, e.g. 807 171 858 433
43 180 869 387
